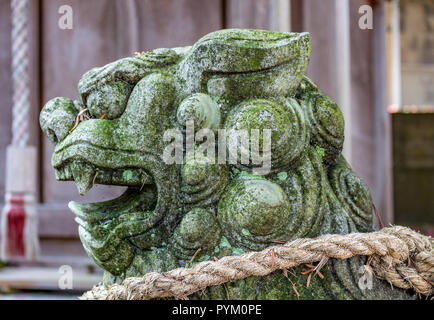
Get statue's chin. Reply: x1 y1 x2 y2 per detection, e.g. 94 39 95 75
68 185 161 275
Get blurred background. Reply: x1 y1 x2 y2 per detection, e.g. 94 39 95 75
0 0 432 298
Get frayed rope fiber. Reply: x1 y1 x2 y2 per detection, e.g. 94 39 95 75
81 226 433 300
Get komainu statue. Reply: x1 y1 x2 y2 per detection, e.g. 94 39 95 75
40 29 412 299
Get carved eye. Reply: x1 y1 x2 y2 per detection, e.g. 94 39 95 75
218 176 291 251
176 93 221 131
86 81 133 119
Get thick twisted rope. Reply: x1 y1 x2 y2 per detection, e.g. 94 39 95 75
81 226 433 300
11 0 30 147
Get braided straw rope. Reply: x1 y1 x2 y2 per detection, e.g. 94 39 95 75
11 0 30 147
81 226 433 300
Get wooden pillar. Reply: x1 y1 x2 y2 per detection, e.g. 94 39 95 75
226 0 273 29
0 0 13 203
335 0 352 163
1 0 39 261
373 0 394 224
270 0 291 32
290 0 303 32
300 0 338 100
386 0 402 111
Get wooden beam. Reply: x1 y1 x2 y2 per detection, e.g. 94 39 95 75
0 266 101 291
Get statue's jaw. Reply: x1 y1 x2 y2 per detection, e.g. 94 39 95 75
68 187 160 275
49 117 180 274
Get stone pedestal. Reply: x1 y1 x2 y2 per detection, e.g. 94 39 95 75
1 145 39 261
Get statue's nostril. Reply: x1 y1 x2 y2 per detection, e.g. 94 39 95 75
40 97 81 144
46 128 58 144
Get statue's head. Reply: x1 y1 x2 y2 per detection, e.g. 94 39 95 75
39 29 409 299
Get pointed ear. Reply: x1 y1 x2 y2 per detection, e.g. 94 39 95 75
78 48 179 105
40 97 82 144
176 29 311 95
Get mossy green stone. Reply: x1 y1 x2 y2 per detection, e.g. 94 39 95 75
87 81 133 119
177 93 221 131
40 29 413 299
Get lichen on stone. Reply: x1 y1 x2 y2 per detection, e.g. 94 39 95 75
40 29 412 300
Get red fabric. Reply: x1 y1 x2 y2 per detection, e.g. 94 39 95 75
7 194 26 256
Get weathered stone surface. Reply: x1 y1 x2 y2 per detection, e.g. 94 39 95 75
40 29 412 299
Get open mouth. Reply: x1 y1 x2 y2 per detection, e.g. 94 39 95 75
52 141 161 248
61 154 160 260
48 97 183 244
58 156 158 231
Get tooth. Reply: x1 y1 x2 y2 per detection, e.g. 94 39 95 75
96 169 112 185
64 164 72 180
55 169 64 180
71 162 95 195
